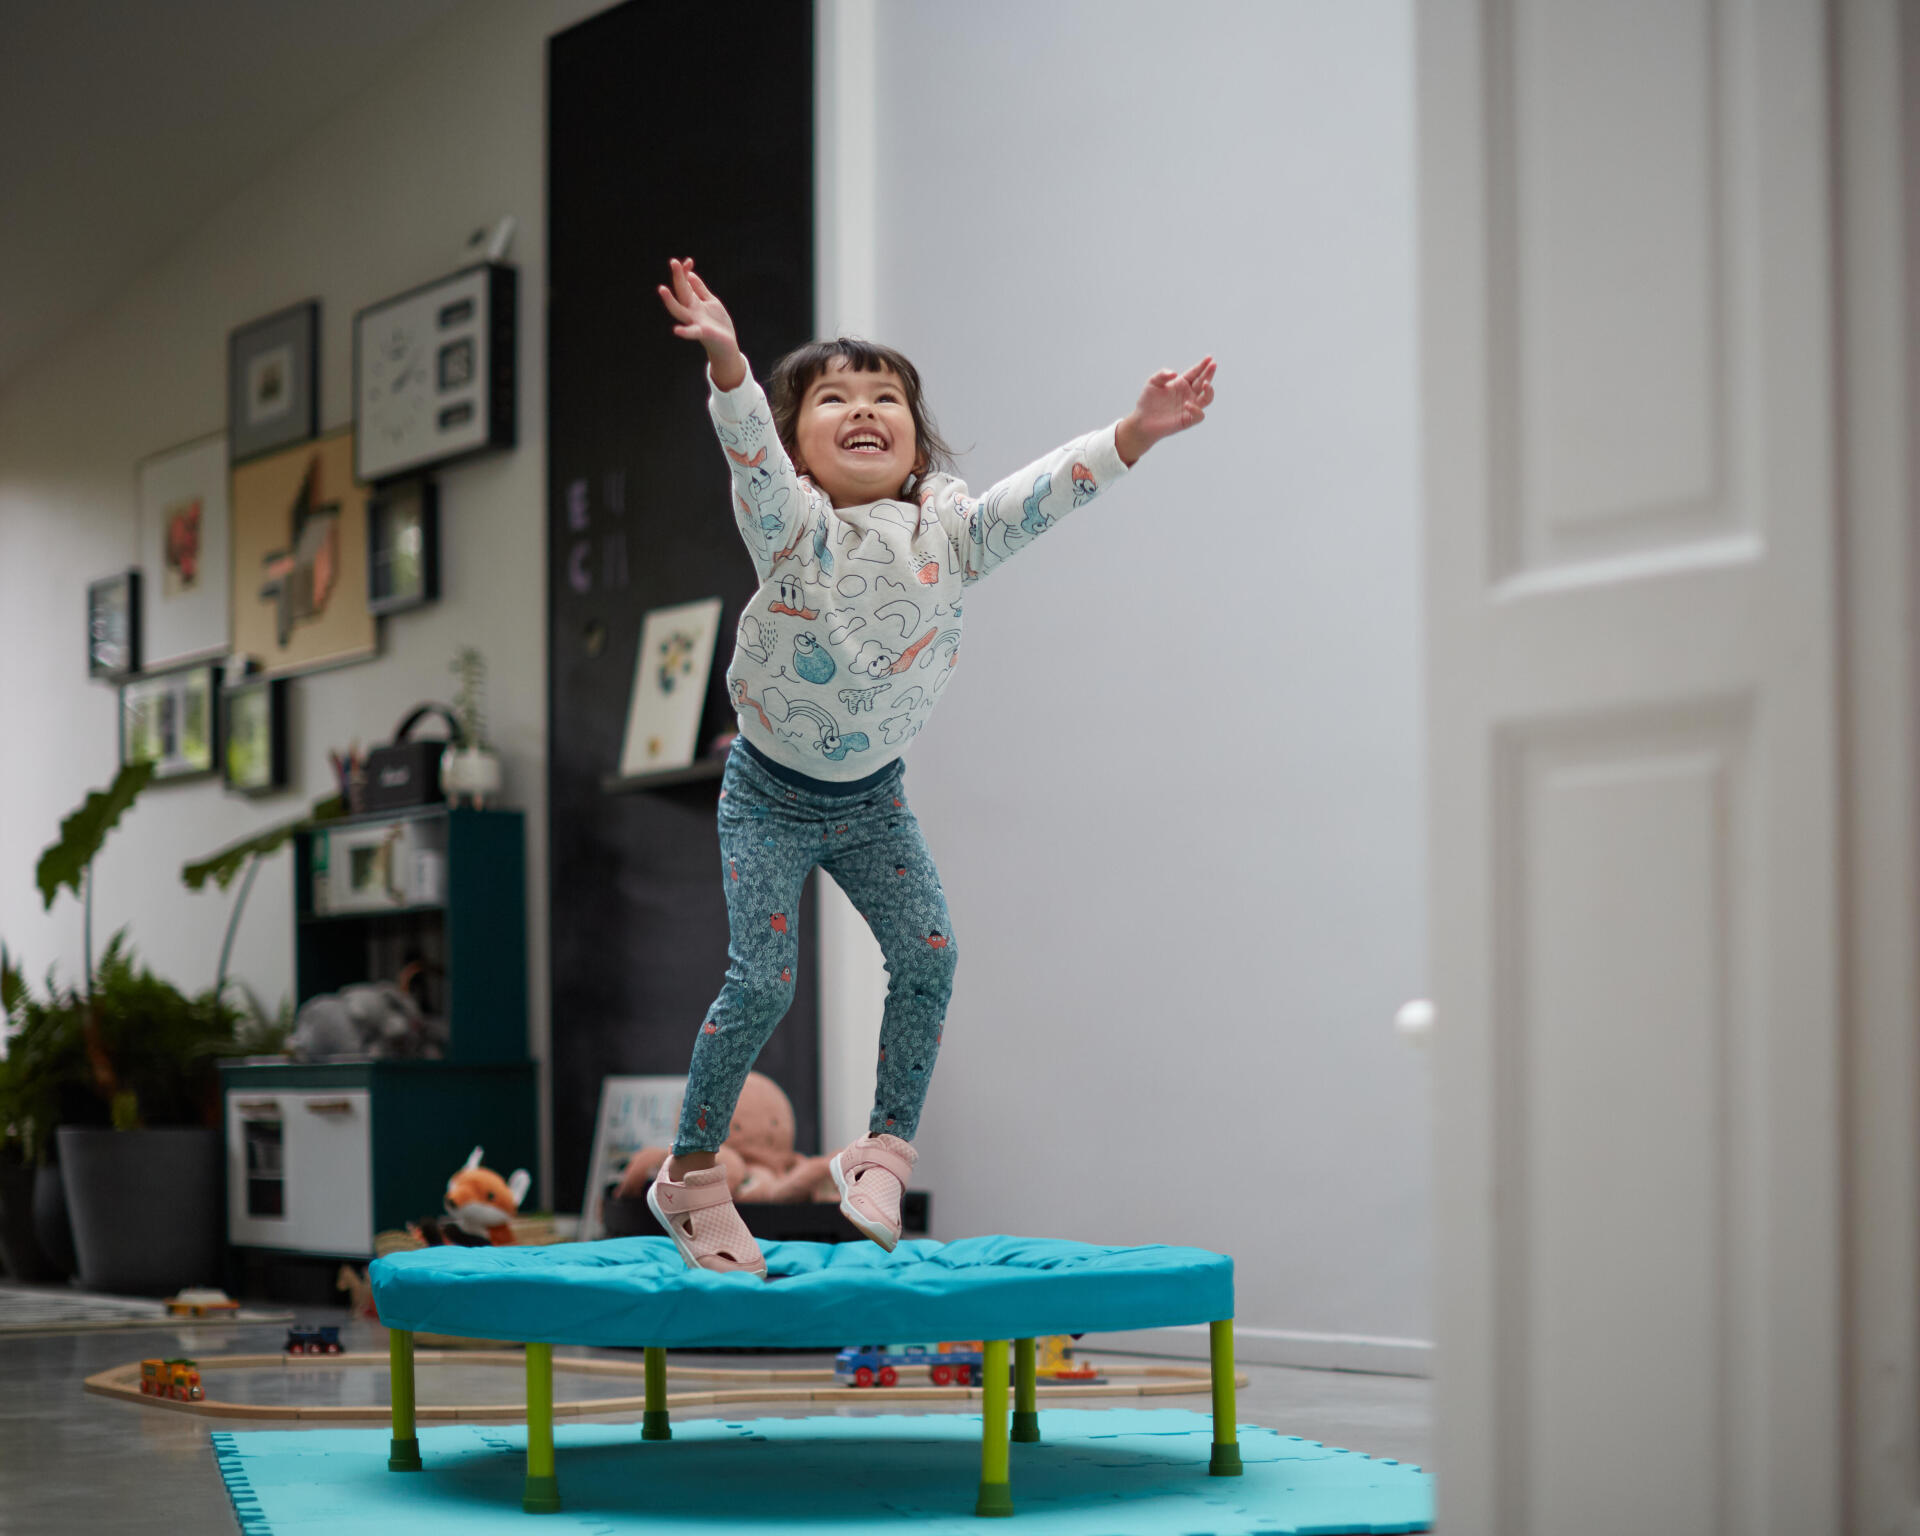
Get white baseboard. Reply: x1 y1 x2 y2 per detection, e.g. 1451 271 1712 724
1075 1324 1432 1379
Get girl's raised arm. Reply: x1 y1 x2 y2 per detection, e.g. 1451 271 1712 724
928 357 1216 586
660 257 820 580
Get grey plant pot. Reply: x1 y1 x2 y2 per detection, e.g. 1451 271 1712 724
0 1154 65 1282
32 1160 78 1282
56 1126 221 1296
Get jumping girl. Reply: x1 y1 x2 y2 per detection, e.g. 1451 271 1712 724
637 256 1215 1275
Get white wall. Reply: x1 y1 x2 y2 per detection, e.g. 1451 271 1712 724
855 0 1431 1357
0 0 1428 1359
0 0 610 1208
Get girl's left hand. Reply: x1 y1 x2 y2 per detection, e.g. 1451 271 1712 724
1116 356 1216 466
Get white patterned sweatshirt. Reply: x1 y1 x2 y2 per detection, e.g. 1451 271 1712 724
711 363 1129 781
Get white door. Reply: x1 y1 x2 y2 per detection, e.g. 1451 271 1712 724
1417 3 1841 1532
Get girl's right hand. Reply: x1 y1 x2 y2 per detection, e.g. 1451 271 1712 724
659 257 746 391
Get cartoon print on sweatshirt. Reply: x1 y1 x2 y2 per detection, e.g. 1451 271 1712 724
848 529 896 565
838 681 891 715
852 627 938 679
810 514 836 576
836 573 868 598
792 633 836 685
879 712 922 747
874 595 922 638
1070 460 1098 505
768 576 817 620
1021 471 1055 536
728 444 794 533
890 685 927 713
866 501 918 532
825 608 866 645
780 697 871 761
929 630 963 693
736 613 776 665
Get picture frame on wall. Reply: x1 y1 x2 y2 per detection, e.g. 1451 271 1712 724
120 659 222 782
136 431 230 667
87 570 141 679
617 597 724 778
229 429 378 677
229 301 318 464
366 476 441 616
354 263 516 483
579 1076 688 1241
224 674 289 796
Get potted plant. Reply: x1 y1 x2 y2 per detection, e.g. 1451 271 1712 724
0 953 83 1281
4 761 244 1293
441 645 502 807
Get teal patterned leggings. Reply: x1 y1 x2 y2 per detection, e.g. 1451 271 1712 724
672 744 956 1155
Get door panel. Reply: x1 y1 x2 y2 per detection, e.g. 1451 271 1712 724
1419 2 1840 1531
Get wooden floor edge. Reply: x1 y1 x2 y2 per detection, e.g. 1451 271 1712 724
82 1355 1246 1424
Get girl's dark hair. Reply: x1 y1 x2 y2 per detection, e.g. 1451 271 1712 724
767 338 956 484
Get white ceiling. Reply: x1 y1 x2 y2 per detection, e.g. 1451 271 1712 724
0 0 465 395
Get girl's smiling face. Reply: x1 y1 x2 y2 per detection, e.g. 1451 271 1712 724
792 358 922 507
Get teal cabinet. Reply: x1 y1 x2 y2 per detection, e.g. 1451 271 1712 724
222 805 538 1268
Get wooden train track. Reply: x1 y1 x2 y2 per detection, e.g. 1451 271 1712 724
85 1349 1244 1424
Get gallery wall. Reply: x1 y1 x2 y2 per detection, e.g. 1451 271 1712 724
0 0 610 1206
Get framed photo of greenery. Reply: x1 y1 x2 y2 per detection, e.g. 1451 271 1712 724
366 476 440 616
120 660 221 782
224 675 289 796
87 570 141 679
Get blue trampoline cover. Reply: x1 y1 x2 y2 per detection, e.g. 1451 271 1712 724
370 1235 1234 1349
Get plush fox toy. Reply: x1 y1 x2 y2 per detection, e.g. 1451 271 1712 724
443 1146 532 1246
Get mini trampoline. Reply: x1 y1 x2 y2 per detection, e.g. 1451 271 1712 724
371 1233 1240 1518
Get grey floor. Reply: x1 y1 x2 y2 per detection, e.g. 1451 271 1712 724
0 1303 1431 1534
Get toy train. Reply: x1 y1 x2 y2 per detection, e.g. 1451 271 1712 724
140 1358 203 1401
834 1335 1102 1388
284 1326 344 1356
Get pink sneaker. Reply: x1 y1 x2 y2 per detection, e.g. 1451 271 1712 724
830 1133 917 1251
647 1165 767 1277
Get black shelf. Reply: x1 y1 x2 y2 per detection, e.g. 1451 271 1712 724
603 757 727 793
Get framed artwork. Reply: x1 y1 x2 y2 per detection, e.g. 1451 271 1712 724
224 675 289 796
618 596 723 778
87 570 141 679
136 432 229 666
579 1076 687 1241
120 660 222 782
229 301 318 464
230 429 377 677
366 476 441 616
354 263 517 482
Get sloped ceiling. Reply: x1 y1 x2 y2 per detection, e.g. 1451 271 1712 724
0 0 465 395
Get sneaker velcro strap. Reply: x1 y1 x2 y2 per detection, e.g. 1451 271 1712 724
849 1142 914 1188
655 1174 737 1213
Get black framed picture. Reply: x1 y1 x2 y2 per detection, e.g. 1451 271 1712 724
354 263 516 482
87 570 141 679
224 674 289 795
120 659 222 782
367 476 441 616
229 301 319 463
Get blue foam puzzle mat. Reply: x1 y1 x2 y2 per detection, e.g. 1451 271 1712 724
210 1408 1431 1534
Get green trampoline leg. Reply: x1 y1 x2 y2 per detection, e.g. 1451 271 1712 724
1012 1337 1040 1443
642 1345 672 1440
1209 1318 1242 1476
523 1341 560 1513
387 1329 422 1471
975 1339 1013 1516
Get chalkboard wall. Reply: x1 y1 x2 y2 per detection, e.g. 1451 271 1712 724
547 0 818 1212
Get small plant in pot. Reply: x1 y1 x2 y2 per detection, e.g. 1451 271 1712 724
2 763 245 1294
441 645 502 807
